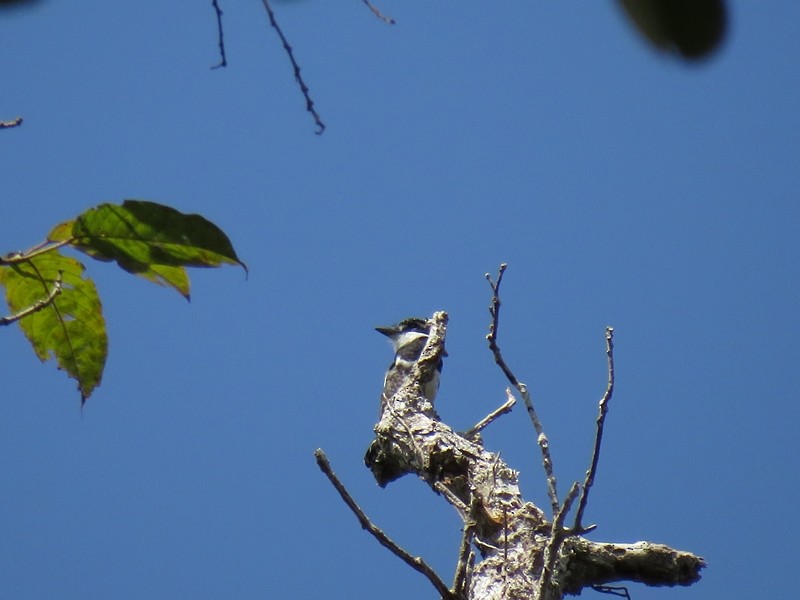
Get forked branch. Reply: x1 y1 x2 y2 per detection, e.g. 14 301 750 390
317 269 705 600
208 1 324 133
486 263 560 516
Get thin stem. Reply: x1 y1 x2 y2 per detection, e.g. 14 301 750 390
535 481 580 600
0 239 74 266
0 271 63 326
462 387 516 439
315 449 455 600
261 0 326 134
452 493 480 599
362 0 396 24
591 585 631 599
573 326 615 532
486 263 560 515
210 0 227 69
0 117 23 129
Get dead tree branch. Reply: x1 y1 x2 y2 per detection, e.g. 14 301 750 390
462 388 516 440
314 448 454 599
535 482 579 600
573 326 615 532
561 539 705 593
210 0 227 69
362 0 396 25
0 116 23 129
260 0 325 134
486 263 560 516
318 272 705 599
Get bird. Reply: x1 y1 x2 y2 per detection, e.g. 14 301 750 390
365 317 444 482
375 317 442 414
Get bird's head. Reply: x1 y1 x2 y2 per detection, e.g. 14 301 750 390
376 317 430 354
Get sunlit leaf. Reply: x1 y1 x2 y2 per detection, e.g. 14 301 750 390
0 251 107 404
48 200 246 299
137 263 191 299
47 219 73 242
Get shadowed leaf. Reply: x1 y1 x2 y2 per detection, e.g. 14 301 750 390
0 251 107 404
619 0 727 61
49 200 246 299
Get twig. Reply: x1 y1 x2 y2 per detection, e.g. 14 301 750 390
362 0 396 25
485 263 560 516
0 270 63 326
434 481 469 516
485 264 516 386
210 0 227 69
261 0 326 135
0 117 23 129
314 449 455 600
453 546 474 600
591 584 631 599
452 500 478 600
0 239 73 266
462 387 516 439
573 326 615 532
535 481 580 600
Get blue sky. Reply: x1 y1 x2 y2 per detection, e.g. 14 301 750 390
1 1 797 599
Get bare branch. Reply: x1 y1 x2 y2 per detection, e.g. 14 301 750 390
485 263 560 515
0 116 23 129
485 264 517 386
561 539 705 593
261 0 326 135
210 0 227 69
573 326 615 532
452 499 479 600
352 300 703 598
362 0 396 25
462 387 516 439
591 584 631 599
453 543 474 600
535 482 580 600
434 481 469 516
314 449 455 600
0 270 63 326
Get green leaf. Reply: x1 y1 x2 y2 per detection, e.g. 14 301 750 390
48 200 246 299
0 251 107 404
47 219 73 242
137 263 191 298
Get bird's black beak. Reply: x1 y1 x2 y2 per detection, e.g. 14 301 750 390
375 326 395 338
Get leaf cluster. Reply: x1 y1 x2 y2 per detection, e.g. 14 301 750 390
0 200 245 404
